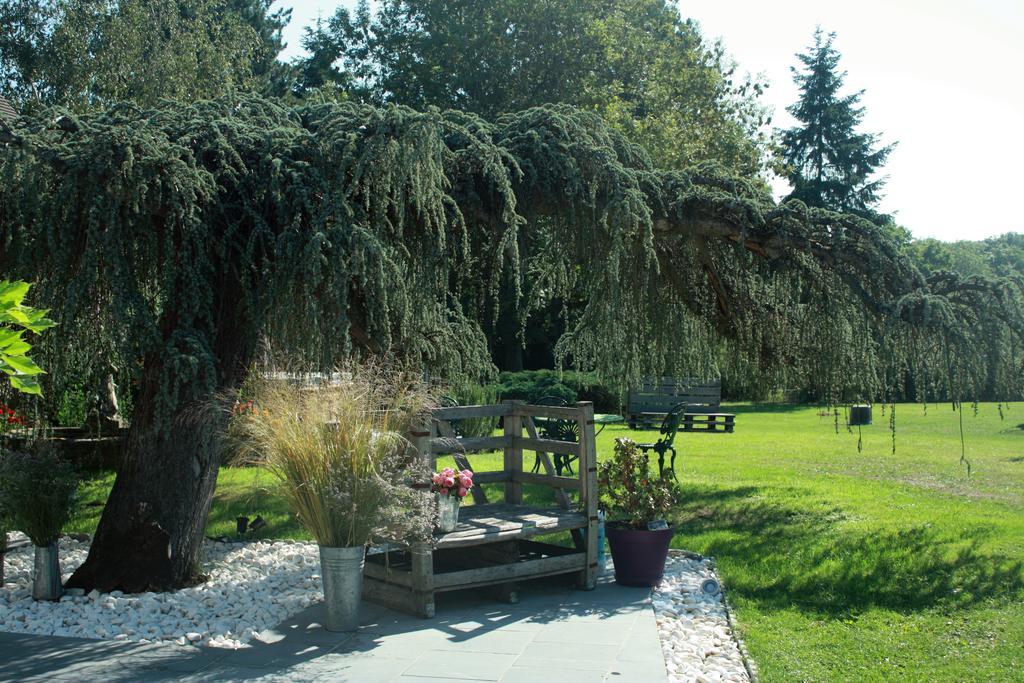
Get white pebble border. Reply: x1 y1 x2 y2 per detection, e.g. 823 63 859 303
651 551 754 683
1 533 322 649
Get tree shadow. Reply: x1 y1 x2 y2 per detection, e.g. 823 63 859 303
673 484 1024 617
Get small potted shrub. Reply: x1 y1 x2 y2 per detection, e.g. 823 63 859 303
431 467 473 532
235 366 436 632
0 444 80 600
598 438 678 587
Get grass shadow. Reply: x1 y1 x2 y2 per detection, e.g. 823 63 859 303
673 484 1024 617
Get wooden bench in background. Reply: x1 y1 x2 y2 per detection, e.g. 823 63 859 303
627 377 736 432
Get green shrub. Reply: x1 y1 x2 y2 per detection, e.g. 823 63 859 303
492 370 620 412
0 444 80 546
57 386 88 427
598 438 678 528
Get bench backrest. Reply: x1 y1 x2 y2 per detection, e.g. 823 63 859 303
421 401 596 511
628 377 722 416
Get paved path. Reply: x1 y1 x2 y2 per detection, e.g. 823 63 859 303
0 573 666 682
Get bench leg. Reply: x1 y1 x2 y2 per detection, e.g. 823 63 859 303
410 545 436 619
495 582 519 604
668 447 678 480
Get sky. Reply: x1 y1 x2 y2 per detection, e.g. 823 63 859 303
276 0 1024 243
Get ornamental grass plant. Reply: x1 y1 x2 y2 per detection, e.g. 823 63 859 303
233 366 437 548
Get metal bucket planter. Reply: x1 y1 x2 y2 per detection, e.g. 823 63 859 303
319 545 365 632
33 542 63 601
436 493 460 533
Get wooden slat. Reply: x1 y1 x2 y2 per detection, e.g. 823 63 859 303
514 471 582 490
433 553 586 590
512 436 580 456
503 401 523 504
430 435 508 454
515 404 582 420
468 470 511 485
433 404 510 420
434 504 587 549
364 560 414 587
523 416 573 510
576 401 599 590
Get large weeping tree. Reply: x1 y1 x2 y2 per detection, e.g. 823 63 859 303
1 96 1021 592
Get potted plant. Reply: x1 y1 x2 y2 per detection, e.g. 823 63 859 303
0 443 80 600
598 438 678 587
431 467 473 532
235 366 436 632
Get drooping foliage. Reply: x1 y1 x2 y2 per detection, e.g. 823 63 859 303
1 95 1019 416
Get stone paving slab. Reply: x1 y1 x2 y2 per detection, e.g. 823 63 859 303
0 573 666 682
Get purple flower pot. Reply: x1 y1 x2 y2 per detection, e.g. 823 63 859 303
605 522 674 587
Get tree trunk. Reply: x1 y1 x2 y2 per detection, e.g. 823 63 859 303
65 364 232 593
67 279 252 593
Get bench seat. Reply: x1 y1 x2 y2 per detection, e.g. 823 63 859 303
434 503 587 549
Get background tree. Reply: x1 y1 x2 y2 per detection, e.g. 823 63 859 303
298 0 774 370
778 28 895 220
0 0 290 111
298 0 770 174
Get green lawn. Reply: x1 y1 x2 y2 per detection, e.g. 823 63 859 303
68 402 1024 681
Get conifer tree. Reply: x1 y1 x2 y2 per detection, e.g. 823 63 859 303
780 29 895 219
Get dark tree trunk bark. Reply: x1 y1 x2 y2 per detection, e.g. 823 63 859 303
67 274 253 593
64 385 226 593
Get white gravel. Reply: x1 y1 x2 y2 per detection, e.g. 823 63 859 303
1 533 322 649
651 551 751 683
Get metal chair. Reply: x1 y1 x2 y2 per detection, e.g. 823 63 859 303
637 402 685 479
530 395 579 476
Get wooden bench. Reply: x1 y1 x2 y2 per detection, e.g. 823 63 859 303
362 401 599 618
627 377 735 432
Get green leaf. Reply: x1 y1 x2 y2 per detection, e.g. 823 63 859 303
2 339 30 356
3 307 30 325
0 353 44 375
0 280 29 306
9 374 42 395
0 328 22 349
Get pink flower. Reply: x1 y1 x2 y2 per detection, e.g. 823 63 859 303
458 486 468 498
440 487 449 496
459 473 473 488
432 473 442 485
442 475 455 488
